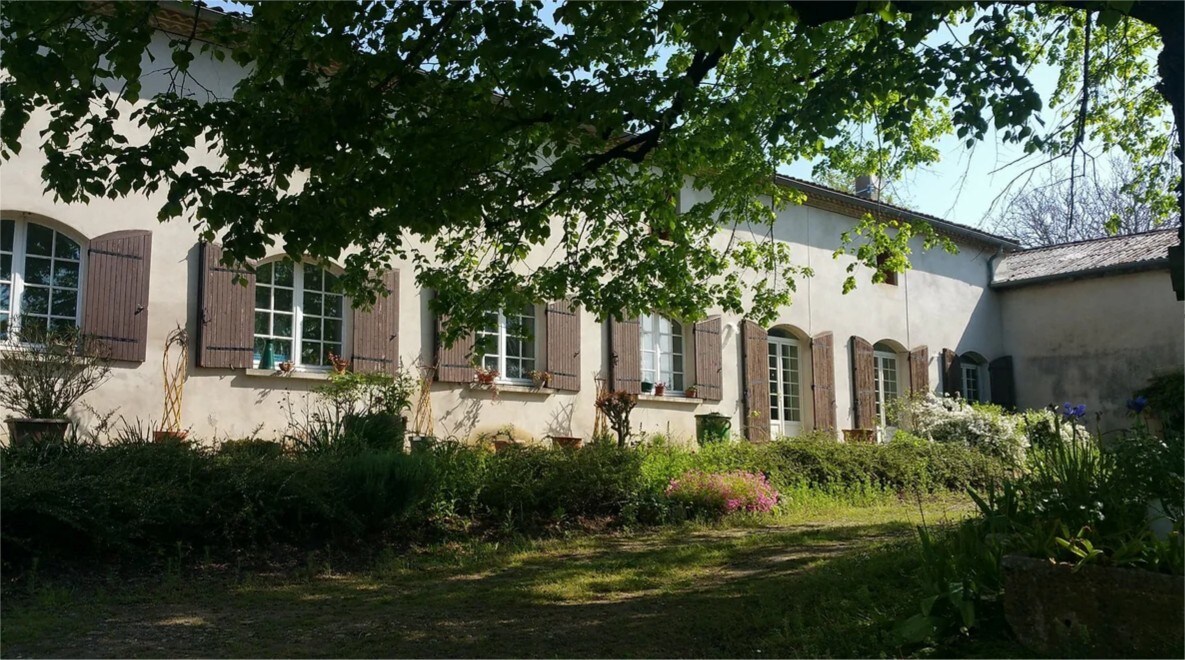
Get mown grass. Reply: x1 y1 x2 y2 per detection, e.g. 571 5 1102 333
0 495 1027 658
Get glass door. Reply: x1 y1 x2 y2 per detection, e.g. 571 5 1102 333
768 336 802 438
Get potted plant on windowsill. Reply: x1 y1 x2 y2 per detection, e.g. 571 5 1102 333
641 381 654 394
327 352 350 375
654 382 667 396
684 384 699 398
474 366 499 386
0 322 112 446
529 369 552 389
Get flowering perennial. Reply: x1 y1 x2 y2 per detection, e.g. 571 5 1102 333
665 470 779 516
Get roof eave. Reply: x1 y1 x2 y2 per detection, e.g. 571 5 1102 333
990 258 1171 291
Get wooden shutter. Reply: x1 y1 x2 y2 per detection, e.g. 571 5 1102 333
608 317 641 393
811 331 836 432
197 242 255 369
941 348 962 396
82 230 152 362
350 270 399 375
989 356 1017 409
851 335 876 429
546 300 581 391
741 320 770 442
435 316 475 383
693 316 723 401
909 345 930 394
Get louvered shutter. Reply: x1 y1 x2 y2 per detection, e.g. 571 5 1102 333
81 230 152 362
941 348 962 396
351 270 399 375
693 316 723 401
546 300 581 391
197 242 255 369
811 331 836 432
851 336 876 429
909 345 930 394
435 316 475 383
608 317 641 393
741 320 770 442
989 356 1017 409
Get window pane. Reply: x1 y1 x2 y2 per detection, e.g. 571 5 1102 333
53 261 79 289
0 220 13 252
323 318 342 342
273 312 293 338
24 257 51 285
505 359 522 379
324 294 342 318
0 313 8 339
1 254 11 280
321 344 340 365
273 288 293 311
303 291 323 316
253 337 267 364
255 311 270 335
25 224 53 256
304 264 323 290
0 283 8 311
255 285 270 310
505 336 522 360
22 286 49 314
256 262 273 284
49 317 75 333
54 234 80 260
22 316 47 337
273 261 294 287
301 342 320 364
51 288 77 317
273 340 292 364
302 316 322 341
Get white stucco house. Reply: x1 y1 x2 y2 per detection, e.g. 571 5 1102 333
1 5 1182 444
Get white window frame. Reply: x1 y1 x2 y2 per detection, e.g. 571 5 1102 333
962 361 987 403
873 349 900 427
640 313 686 393
1 218 86 342
253 259 348 371
768 335 802 438
476 305 538 385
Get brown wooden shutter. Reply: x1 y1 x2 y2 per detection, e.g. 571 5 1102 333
435 316 475 383
941 348 962 396
741 320 770 442
909 345 930 394
546 300 581 391
608 317 641 393
693 316 723 401
81 230 152 362
350 270 399 375
811 331 836 432
989 356 1017 409
197 242 255 368
851 335 876 429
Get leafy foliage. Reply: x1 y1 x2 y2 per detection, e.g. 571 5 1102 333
0 323 112 420
664 470 779 517
0 2 1177 333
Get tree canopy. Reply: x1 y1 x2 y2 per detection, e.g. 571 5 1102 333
1 1 1180 337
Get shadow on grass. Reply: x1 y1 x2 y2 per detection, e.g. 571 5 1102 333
0 518 1021 658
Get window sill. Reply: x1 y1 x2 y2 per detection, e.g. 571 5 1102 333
637 394 703 405
243 368 331 381
467 383 555 396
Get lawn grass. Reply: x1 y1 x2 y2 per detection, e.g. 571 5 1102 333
0 495 1026 658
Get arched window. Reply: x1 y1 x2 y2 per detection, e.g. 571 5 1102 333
476 304 538 383
873 341 901 426
1 218 83 340
960 353 989 403
641 313 685 391
253 259 345 369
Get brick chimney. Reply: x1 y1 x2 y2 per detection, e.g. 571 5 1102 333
854 174 880 201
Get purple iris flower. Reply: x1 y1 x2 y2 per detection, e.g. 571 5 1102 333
1061 402 1087 421
1127 396 1148 414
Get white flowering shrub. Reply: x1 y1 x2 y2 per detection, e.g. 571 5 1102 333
892 393 1027 464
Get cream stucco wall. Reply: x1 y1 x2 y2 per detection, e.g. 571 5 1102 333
998 270 1184 432
0 33 1012 443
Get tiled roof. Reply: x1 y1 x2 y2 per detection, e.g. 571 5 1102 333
992 228 1178 287
773 175 1021 249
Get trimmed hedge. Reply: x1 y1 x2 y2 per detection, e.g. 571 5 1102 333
0 436 1006 565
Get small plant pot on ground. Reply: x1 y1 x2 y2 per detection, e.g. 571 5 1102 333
153 430 189 444
552 436 583 450
1001 554 1185 657
5 418 71 446
493 439 515 453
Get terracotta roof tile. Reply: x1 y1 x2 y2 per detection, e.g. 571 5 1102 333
992 228 1178 287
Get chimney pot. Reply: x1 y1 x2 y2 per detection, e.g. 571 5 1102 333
854 174 880 201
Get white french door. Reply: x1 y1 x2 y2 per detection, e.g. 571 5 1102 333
768 336 802 438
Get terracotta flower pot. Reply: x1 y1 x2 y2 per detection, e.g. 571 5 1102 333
493 439 514 452
552 436 583 450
